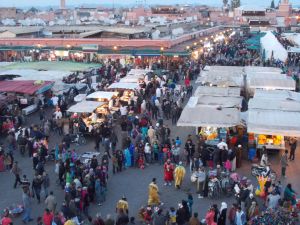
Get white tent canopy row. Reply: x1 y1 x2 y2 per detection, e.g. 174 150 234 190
260 31 288 62
196 75 243 87
244 66 282 74
246 72 287 80
187 96 242 108
119 76 143 83
108 82 139 90
177 106 241 128
197 66 244 87
247 109 300 137
74 94 87 102
67 101 105 113
248 98 300 112
248 78 295 90
86 91 117 100
127 69 152 76
254 90 300 101
203 66 244 73
194 86 241 97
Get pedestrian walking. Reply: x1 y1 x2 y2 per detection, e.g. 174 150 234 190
11 161 22 188
280 150 289 178
22 188 33 223
45 191 57 213
289 138 297 161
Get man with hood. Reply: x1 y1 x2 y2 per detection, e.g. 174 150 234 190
148 178 161 206
174 162 186 189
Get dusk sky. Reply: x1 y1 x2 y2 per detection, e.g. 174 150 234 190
0 0 299 8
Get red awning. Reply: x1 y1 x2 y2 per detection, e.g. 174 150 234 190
0 80 54 95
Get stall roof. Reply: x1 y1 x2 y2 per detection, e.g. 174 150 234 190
0 80 54 95
177 106 241 128
248 98 300 112
86 91 117 100
67 101 105 113
119 76 141 83
254 90 300 101
249 78 295 90
74 94 87 102
196 68 243 87
247 109 300 137
189 96 242 108
127 69 152 76
244 66 282 74
108 82 139 90
246 72 287 80
194 86 241 97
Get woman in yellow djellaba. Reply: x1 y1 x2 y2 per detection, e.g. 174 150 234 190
148 178 160 206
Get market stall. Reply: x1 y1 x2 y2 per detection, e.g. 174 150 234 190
248 77 296 96
108 82 139 105
247 90 300 150
0 80 54 115
196 66 244 88
67 101 109 133
86 91 117 102
177 96 243 145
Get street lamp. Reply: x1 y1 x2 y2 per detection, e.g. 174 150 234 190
113 46 118 51
160 47 164 52
193 42 197 46
186 46 190 50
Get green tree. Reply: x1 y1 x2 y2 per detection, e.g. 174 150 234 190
231 0 241 10
270 0 275 8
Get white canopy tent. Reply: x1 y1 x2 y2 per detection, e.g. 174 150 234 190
86 91 117 101
244 66 282 74
108 82 139 90
67 101 105 113
247 109 300 137
194 96 242 108
119 76 143 83
246 72 287 80
248 78 295 90
177 96 242 127
248 98 300 112
177 106 241 128
194 86 241 97
254 90 300 101
196 66 244 87
127 69 152 76
260 31 288 62
74 94 87 102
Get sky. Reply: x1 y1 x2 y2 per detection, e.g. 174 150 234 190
0 0 299 8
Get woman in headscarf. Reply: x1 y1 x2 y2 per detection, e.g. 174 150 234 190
217 202 227 225
124 148 132 168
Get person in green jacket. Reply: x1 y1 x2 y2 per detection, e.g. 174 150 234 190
284 183 297 205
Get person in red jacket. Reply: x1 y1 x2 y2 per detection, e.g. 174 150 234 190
1 209 12 225
43 208 53 225
164 159 174 186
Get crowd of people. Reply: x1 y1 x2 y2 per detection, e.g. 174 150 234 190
0 30 299 225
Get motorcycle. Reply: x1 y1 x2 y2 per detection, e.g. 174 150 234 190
251 164 277 181
70 133 86 145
